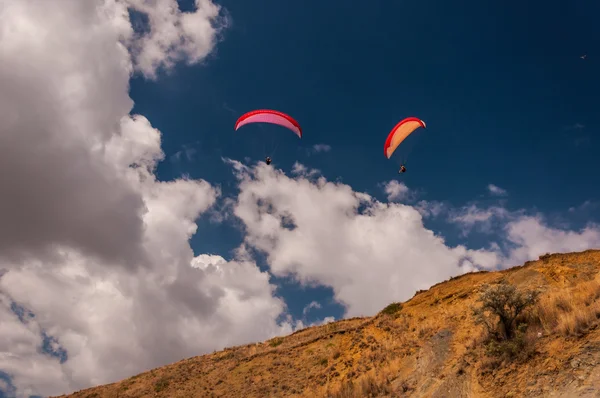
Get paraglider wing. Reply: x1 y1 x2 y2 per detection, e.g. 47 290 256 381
384 117 426 159
235 109 302 138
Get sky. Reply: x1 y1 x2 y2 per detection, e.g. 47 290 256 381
0 0 598 396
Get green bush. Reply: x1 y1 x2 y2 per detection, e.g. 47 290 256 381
485 323 529 359
379 302 403 316
154 376 170 392
472 281 540 340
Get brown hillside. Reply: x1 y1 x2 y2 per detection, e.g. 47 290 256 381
54 249 600 398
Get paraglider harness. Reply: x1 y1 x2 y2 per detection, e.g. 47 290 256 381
265 156 272 165
399 164 406 173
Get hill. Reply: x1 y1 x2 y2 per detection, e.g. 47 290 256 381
54 249 600 397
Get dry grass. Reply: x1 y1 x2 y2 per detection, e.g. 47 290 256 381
325 363 400 398
529 277 600 336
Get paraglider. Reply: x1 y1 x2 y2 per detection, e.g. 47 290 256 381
235 109 302 164
384 117 426 173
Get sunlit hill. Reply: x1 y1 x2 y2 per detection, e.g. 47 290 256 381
55 249 600 398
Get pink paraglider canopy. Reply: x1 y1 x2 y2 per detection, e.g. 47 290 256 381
235 109 303 138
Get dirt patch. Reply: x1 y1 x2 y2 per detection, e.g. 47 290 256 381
431 372 470 398
546 340 600 397
404 329 454 396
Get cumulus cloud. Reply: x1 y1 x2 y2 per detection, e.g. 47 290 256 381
124 0 229 79
229 161 600 319
487 184 508 196
291 162 321 178
230 162 500 317
383 180 411 202
501 216 600 267
0 1 145 268
414 200 448 218
447 203 600 266
2 2 599 397
292 314 336 332
0 1 290 396
449 204 511 235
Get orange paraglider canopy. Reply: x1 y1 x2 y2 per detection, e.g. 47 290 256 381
384 117 426 159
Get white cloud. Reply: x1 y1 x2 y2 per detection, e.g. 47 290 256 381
293 315 336 331
447 203 600 267
449 204 510 235
487 184 508 196
383 180 411 202
0 1 290 397
230 161 600 318
291 162 321 178
2 2 599 396
302 301 322 316
311 144 331 153
317 316 335 325
124 0 230 79
230 162 500 318
414 200 447 218
502 216 600 267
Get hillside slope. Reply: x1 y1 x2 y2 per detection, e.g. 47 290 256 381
55 250 600 398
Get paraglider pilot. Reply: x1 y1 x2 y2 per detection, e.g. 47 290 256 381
399 165 406 173
265 156 272 165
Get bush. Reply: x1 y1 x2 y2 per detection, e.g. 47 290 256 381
154 376 170 392
484 323 533 360
472 281 540 341
379 302 403 316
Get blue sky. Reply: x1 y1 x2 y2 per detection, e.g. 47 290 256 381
0 0 599 396
130 0 599 323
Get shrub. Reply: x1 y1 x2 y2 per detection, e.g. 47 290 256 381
154 376 170 392
472 281 540 341
484 323 532 360
379 302 403 316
